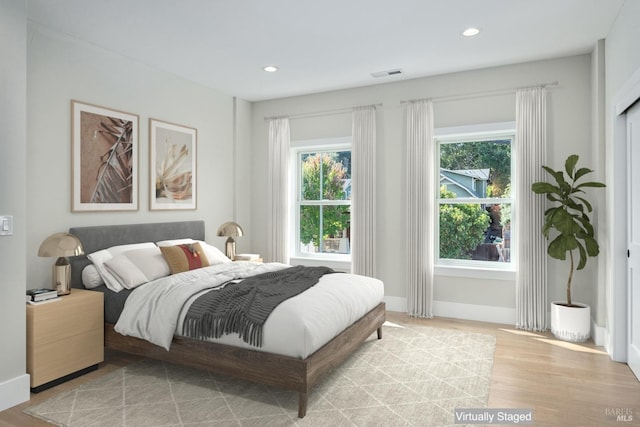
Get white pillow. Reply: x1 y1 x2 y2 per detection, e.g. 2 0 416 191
87 242 157 292
104 247 170 289
155 238 197 246
202 243 232 264
82 264 105 289
156 239 231 265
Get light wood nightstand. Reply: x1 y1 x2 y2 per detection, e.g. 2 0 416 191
26 288 104 392
233 258 263 263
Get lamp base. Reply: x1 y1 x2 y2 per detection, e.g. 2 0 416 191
225 237 237 261
53 258 71 295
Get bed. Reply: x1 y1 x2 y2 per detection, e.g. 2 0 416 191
68 220 385 418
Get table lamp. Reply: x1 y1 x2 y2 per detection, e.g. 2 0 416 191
217 221 243 260
38 233 85 295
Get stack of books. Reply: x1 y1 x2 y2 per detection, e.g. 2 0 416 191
234 253 261 261
26 288 60 305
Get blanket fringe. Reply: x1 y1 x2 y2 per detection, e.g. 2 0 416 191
183 311 264 347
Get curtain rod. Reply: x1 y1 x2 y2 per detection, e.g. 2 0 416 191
264 103 382 121
400 81 559 105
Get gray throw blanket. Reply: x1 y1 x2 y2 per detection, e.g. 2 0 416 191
182 265 334 347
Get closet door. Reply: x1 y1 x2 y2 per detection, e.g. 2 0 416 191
626 101 640 380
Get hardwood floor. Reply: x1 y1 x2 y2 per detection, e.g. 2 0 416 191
2 312 638 426
386 313 640 426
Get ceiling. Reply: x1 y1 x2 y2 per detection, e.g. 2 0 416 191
26 0 624 102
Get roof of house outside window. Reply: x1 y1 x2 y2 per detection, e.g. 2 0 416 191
440 168 489 198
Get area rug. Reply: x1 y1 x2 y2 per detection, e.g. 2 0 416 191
24 323 496 426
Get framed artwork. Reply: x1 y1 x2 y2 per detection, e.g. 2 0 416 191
71 100 139 212
149 119 197 210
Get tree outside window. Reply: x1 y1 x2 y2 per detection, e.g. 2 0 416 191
298 150 351 255
438 136 513 264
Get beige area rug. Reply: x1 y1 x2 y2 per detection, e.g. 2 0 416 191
24 323 496 426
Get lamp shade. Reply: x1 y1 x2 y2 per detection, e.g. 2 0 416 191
38 233 85 258
216 222 244 237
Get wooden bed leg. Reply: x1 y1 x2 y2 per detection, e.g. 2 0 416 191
377 326 383 339
298 391 308 418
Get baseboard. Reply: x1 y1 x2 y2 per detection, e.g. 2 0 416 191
591 319 607 347
0 373 30 412
600 323 624 361
434 300 516 325
383 296 516 325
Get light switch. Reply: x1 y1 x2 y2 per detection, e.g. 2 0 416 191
0 215 13 236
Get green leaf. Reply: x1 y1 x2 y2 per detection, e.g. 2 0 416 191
548 234 577 259
573 167 592 182
574 196 592 212
532 182 560 194
578 216 595 236
565 198 584 212
575 181 606 190
576 242 587 270
565 155 579 179
542 166 567 188
559 180 571 194
550 209 581 234
583 235 599 257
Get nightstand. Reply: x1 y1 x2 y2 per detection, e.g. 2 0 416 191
26 288 104 392
233 254 262 262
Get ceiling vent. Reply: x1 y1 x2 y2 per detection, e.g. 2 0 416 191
370 69 403 78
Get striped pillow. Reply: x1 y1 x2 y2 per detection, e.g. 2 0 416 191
159 243 210 274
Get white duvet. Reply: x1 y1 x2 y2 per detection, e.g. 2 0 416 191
114 262 384 358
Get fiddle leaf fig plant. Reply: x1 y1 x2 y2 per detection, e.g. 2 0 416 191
531 154 606 307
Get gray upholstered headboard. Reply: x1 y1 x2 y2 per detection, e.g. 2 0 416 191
68 220 205 288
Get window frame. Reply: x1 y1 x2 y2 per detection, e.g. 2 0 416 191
434 122 517 278
289 137 352 266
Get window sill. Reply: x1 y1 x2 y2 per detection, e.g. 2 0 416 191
434 264 516 281
289 256 351 273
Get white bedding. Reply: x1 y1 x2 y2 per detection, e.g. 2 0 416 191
114 262 384 358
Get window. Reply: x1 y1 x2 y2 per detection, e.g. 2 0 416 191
292 139 351 260
436 124 515 270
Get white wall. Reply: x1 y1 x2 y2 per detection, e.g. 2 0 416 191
27 25 238 288
234 97 255 252
0 0 30 411
251 55 594 322
591 39 607 327
605 1 640 99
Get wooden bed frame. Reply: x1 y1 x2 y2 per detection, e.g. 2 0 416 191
68 221 385 417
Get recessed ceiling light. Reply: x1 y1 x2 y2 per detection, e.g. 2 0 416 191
462 27 480 37
263 65 279 72
371 69 403 78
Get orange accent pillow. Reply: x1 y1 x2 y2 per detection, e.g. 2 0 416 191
159 243 210 274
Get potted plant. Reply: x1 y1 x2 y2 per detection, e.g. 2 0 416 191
531 154 606 342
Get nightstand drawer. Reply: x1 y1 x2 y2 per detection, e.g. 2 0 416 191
27 295 103 345
28 329 104 387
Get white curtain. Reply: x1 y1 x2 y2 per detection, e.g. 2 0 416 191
267 117 290 263
405 100 435 318
515 87 548 331
351 106 377 277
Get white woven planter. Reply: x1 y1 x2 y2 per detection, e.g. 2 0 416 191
550 302 591 342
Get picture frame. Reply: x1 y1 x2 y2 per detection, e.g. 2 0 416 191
149 119 197 210
71 100 139 212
